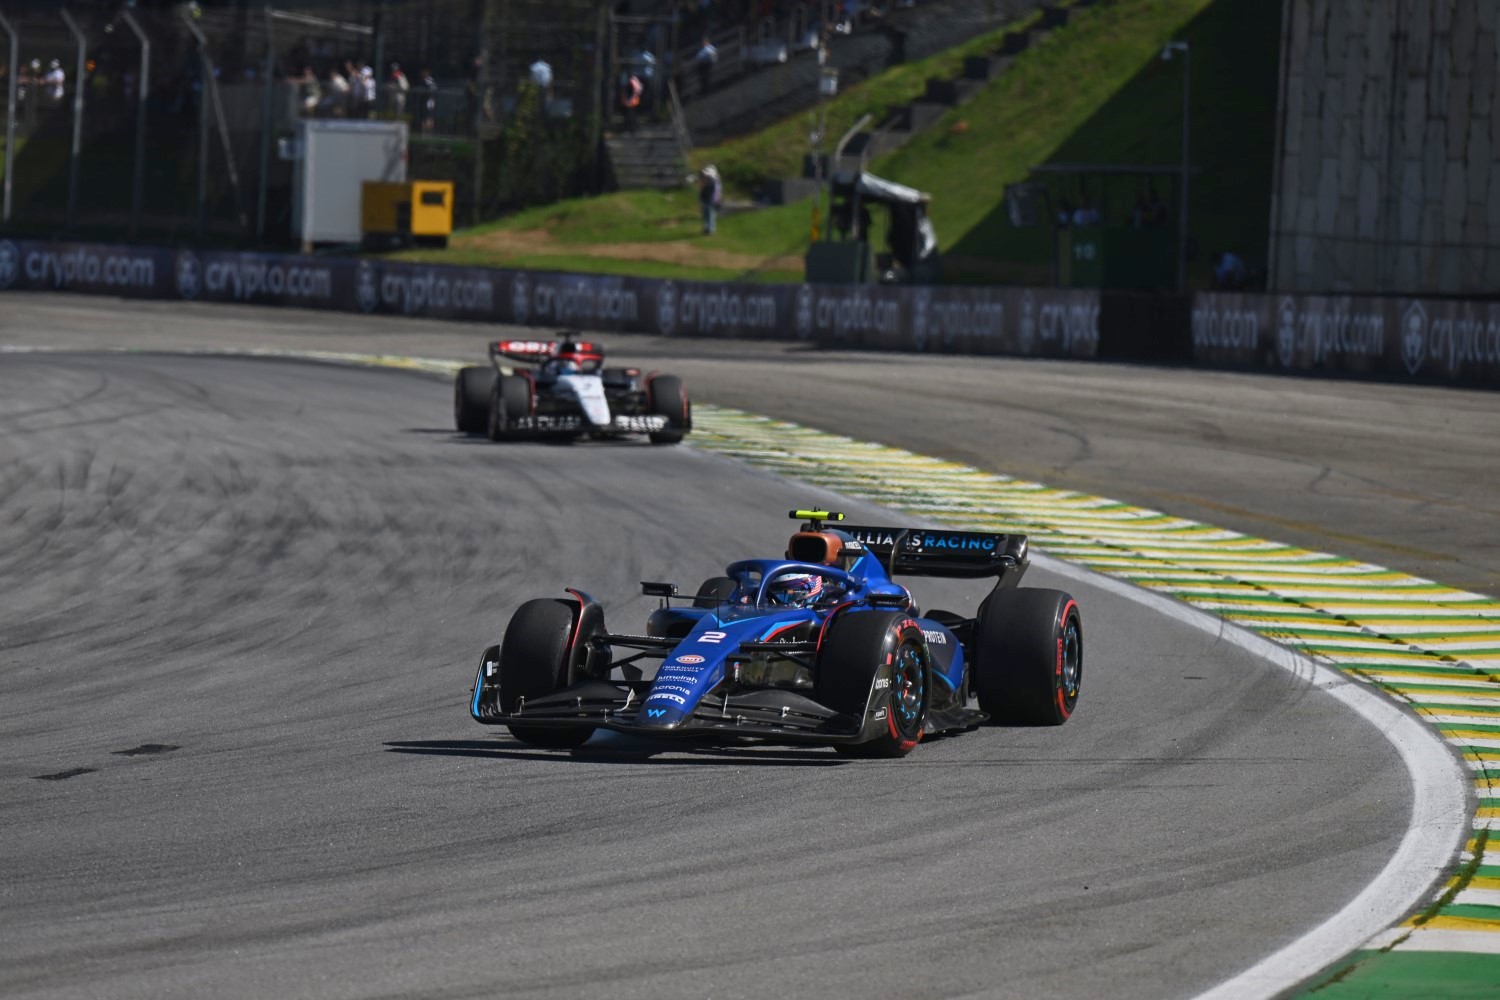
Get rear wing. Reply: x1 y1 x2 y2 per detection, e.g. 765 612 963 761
839 525 1029 580
489 339 603 366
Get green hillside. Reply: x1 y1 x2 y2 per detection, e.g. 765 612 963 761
398 0 1281 288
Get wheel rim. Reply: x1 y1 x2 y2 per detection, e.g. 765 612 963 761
1061 615 1082 704
890 639 926 738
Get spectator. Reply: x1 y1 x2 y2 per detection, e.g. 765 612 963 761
1055 196 1073 229
389 62 409 118
293 65 320 115
44 59 65 104
695 36 717 94
529 57 553 102
1213 250 1247 289
323 67 350 116
420 68 438 133
619 72 643 129
698 164 722 234
359 64 377 112
1072 197 1100 228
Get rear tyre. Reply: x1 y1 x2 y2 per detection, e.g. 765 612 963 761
692 576 737 609
499 598 596 748
816 610 929 758
647 374 690 445
488 374 532 442
972 588 1081 725
454 366 496 434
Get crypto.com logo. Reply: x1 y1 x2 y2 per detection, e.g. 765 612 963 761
795 285 814 340
1401 300 1428 376
511 272 530 325
657 280 677 335
1276 297 1297 368
911 289 931 350
355 261 379 313
0 240 19 290
175 251 201 300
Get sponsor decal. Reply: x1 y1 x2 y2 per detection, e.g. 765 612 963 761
1190 301 1261 351
513 414 582 431
921 629 948 645
652 683 695 696
915 532 996 551
675 654 705 664
673 285 778 336
0 239 18 290
645 707 667 718
697 631 728 644
645 692 687 705
17 245 156 290
874 678 891 690
1276 297 1297 368
807 287 902 340
1402 300 1428 375
848 529 897 547
657 279 677 335
1035 296 1099 354
872 707 887 721
175 251 201 300
355 260 379 313
511 272 529 324
377 267 494 316
610 415 669 432
1018 290 1036 354
911 288 931 350
524 277 638 326
795 284 814 340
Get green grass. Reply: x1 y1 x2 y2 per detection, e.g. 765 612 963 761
397 244 802 284
877 0 1280 284
692 9 1044 195
387 0 1279 287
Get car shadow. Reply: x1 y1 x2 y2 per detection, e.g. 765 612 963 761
384 738 850 767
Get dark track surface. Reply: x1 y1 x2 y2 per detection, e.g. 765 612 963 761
0 352 1407 999
3 293 1497 596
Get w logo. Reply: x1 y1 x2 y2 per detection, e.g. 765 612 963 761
646 708 667 718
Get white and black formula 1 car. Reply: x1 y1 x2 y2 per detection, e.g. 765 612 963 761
453 337 691 444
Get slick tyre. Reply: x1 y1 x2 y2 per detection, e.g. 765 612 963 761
692 576 737 609
973 588 1082 725
454 366 496 435
816 610 929 758
647 374 690 445
488 374 531 442
499 598 596 748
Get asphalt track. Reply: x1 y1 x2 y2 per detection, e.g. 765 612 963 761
4 294 1498 598
1 350 1411 999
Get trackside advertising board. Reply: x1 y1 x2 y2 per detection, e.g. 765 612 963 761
1192 291 1500 386
2 237 1498 385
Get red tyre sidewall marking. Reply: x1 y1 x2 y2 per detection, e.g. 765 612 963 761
887 624 923 751
1055 600 1078 720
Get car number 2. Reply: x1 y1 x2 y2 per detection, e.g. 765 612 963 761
699 631 728 644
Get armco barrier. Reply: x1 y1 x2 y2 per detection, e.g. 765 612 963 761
3 237 1498 386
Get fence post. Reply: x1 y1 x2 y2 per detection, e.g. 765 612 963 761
0 9 17 223
121 11 151 238
59 9 86 227
181 10 211 240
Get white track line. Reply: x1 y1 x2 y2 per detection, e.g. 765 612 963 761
1027 554 1470 1000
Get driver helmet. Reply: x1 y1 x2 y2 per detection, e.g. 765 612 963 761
768 573 824 608
553 341 601 374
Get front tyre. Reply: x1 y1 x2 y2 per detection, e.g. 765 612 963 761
488 374 532 442
973 588 1082 725
816 610 930 758
498 598 596 748
647 374 690 445
455 366 496 434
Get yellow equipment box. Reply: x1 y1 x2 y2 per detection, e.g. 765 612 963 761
361 181 454 246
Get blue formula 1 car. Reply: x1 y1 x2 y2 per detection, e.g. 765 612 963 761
469 511 1083 757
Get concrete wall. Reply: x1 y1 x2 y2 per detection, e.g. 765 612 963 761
1269 0 1500 294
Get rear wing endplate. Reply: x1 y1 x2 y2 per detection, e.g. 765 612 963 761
839 525 1029 580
